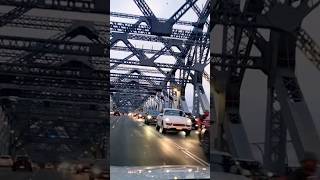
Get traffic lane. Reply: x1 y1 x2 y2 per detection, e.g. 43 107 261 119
0 168 89 180
110 115 208 167
110 115 122 129
0 167 32 180
132 116 208 163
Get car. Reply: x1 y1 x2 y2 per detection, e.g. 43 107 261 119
198 113 210 157
138 113 144 119
88 159 108 180
185 112 197 129
155 108 192 136
12 155 32 172
144 110 160 125
114 111 120 116
0 155 13 167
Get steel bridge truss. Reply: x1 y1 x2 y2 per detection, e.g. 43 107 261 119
210 0 320 175
0 1 108 160
110 0 211 114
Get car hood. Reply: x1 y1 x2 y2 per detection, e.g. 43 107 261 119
110 165 209 180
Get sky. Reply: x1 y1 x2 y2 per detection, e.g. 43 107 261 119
110 0 320 165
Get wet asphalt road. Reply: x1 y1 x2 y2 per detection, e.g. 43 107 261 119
110 115 209 167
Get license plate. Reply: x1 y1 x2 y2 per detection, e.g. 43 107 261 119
176 127 182 130
19 166 24 168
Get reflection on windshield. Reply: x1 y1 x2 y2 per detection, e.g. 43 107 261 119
164 110 184 116
148 111 160 116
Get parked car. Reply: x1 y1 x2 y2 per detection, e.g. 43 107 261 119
198 112 210 157
144 110 160 125
12 155 32 171
0 155 13 167
88 159 108 180
156 108 192 136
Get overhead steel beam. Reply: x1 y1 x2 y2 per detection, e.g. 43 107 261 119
0 35 106 57
0 0 108 14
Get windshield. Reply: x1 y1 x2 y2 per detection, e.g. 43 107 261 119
148 111 160 116
164 109 184 116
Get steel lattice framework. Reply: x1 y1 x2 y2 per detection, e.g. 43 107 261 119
110 0 211 115
0 0 108 162
209 0 320 175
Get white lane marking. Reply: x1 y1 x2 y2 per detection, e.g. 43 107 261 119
111 116 121 129
155 131 209 167
130 116 209 166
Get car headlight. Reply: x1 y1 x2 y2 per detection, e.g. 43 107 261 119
187 119 192 125
147 115 152 119
164 118 170 122
92 167 102 175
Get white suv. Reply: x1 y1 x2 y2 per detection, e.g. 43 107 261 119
156 108 192 136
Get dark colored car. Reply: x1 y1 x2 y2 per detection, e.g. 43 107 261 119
198 114 210 158
138 112 145 119
114 111 120 116
144 110 160 125
185 112 197 129
12 155 32 172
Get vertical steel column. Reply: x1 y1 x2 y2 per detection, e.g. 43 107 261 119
263 32 285 174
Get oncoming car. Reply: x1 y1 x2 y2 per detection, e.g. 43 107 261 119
155 108 192 136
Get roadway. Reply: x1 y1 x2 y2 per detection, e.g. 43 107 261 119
110 115 209 167
0 168 89 180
